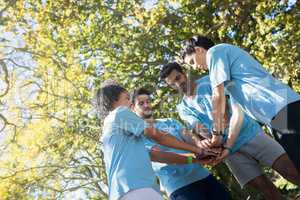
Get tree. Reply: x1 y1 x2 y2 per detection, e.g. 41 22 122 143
0 0 299 199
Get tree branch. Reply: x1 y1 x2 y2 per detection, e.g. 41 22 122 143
0 0 17 18
0 60 10 98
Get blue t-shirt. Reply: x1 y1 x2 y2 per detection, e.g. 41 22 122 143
101 106 159 200
207 43 300 125
144 118 210 196
177 76 262 153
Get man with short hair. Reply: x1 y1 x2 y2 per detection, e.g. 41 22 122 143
160 62 300 200
180 36 300 173
131 87 232 200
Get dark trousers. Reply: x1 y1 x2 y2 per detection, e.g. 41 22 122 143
271 100 300 173
170 175 232 200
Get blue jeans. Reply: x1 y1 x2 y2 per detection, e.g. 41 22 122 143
170 175 232 200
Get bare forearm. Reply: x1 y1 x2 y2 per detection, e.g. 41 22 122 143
226 105 244 148
212 89 226 132
157 132 201 154
150 150 194 164
145 128 202 154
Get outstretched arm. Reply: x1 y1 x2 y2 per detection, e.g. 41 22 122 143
150 147 215 166
145 127 220 157
145 127 203 155
224 102 244 151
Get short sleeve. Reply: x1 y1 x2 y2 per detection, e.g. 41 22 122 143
228 94 238 106
170 119 184 134
177 105 199 130
207 48 231 89
115 107 148 137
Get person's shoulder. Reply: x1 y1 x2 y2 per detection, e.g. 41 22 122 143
208 43 238 54
195 75 212 94
114 106 134 116
154 118 171 130
115 106 130 113
165 118 181 125
212 43 236 49
196 75 210 85
107 106 137 123
155 118 169 124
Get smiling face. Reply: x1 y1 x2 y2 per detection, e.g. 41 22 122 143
132 94 153 119
165 69 189 94
184 47 208 70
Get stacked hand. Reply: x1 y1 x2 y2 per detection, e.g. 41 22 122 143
211 148 230 166
195 137 231 166
210 135 223 147
194 147 221 165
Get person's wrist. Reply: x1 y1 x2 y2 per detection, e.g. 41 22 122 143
223 144 233 154
196 148 205 159
192 146 201 155
197 148 204 156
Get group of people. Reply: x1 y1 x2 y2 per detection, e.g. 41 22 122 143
94 36 300 200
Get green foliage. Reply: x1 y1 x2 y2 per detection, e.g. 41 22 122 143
0 0 299 199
